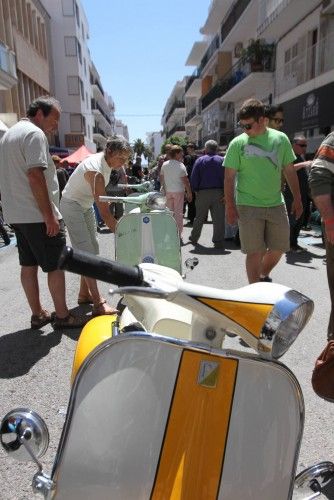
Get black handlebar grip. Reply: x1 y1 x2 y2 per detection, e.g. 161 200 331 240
58 246 144 287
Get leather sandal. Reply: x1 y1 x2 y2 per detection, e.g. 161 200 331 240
77 294 94 305
52 313 88 329
31 309 52 330
92 299 118 317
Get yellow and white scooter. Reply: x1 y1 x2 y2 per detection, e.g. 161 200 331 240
1 247 334 500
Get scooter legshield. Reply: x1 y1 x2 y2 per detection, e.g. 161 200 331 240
51 334 303 500
115 212 182 273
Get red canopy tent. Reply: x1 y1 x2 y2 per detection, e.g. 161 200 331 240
60 145 93 166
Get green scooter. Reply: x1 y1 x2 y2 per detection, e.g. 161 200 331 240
99 190 182 274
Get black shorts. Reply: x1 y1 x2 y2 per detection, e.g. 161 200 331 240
13 221 66 272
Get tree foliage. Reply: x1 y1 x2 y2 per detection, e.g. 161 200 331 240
161 135 188 153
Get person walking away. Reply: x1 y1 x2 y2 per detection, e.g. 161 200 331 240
184 143 198 224
189 140 225 248
224 98 303 284
160 145 192 237
309 132 334 341
60 135 132 315
0 96 86 329
284 136 312 252
132 156 143 182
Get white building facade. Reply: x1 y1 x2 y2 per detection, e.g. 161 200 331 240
41 0 96 152
164 0 333 154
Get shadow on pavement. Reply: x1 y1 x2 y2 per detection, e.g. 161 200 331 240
0 328 62 378
285 248 325 269
188 243 231 256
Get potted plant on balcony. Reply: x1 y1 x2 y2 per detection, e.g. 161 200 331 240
242 40 274 71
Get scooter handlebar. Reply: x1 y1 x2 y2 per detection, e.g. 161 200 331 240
58 246 145 287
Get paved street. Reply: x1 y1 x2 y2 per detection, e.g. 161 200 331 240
0 219 332 499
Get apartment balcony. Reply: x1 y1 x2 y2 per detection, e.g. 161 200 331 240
0 43 17 90
92 83 105 103
164 100 185 124
198 34 220 76
201 43 275 110
91 98 112 127
257 0 319 38
221 0 252 45
201 0 234 35
185 68 202 97
167 124 186 138
185 105 202 125
276 31 334 98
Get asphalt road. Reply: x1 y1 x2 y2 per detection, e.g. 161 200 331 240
0 219 332 499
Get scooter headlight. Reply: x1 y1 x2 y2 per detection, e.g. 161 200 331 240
258 290 314 360
146 192 166 210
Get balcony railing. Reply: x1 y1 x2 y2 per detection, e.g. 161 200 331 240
221 0 252 44
0 43 17 87
185 103 201 123
91 98 112 125
164 100 185 124
201 43 275 110
185 68 201 93
198 34 220 76
93 126 105 136
276 31 334 96
258 0 292 35
167 124 186 137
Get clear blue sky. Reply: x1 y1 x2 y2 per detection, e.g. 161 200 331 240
80 0 210 144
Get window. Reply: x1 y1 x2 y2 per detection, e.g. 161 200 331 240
75 3 80 27
64 36 77 56
81 22 85 40
67 76 79 95
83 58 86 75
80 79 84 100
77 40 82 64
70 113 83 132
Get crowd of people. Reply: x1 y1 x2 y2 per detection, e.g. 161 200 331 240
0 94 333 344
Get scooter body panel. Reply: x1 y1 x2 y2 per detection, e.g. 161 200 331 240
115 212 181 273
51 334 303 500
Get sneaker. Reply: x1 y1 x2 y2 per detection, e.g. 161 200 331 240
259 276 272 282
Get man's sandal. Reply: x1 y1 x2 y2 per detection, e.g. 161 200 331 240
77 294 94 305
31 309 52 330
52 313 88 330
92 299 119 317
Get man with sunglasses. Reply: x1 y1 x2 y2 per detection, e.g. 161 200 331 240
265 104 284 131
224 98 303 284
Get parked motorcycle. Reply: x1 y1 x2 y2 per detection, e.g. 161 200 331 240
1 246 334 499
100 190 182 274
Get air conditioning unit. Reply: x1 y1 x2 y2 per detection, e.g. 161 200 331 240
234 42 243 58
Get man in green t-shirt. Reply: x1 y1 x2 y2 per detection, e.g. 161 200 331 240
224 98 303 283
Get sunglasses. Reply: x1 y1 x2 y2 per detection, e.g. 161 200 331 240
296 143 307 148
237 121 257 130
273 118 284 124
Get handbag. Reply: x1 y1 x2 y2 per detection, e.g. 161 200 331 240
311 340 334 402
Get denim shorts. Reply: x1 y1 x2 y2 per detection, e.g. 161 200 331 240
13 220 66 272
